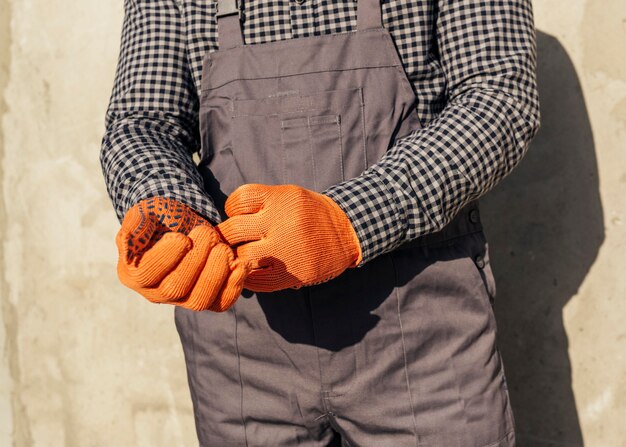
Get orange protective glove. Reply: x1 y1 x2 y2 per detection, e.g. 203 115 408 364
116 197 250 311
216 184 362 292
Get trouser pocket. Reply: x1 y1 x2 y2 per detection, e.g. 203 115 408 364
280 114 344 192
454 230 497 308
388 232 513 444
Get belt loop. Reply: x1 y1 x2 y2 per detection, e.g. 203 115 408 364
217 0 245 49
357 0 383 31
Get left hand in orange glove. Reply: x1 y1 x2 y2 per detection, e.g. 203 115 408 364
116 197 250 312
216 184 363 292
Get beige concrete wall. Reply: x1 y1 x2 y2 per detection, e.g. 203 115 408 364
0 1 197 445
0 0 624 446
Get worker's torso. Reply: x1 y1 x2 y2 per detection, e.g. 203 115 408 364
178 0 446 124
174 2 515 445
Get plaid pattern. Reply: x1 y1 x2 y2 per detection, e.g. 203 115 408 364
100 0 540 266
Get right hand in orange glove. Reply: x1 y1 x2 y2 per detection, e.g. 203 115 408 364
216 184 363 292
116 197 250 312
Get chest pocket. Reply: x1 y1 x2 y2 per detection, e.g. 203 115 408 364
228 86 367 193
280 114 342 192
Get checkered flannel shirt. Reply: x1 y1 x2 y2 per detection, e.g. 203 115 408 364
100 0 540 266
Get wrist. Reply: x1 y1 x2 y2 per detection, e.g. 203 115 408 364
319 193 363 268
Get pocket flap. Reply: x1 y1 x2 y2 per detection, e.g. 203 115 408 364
232 87 363 117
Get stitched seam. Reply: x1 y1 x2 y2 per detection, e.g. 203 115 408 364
306 289 328 408
307 116 318 191
380 30 416 100
337 114 345 181
232 92 360 117
232 306 249 447
232 86 362 106
209 27 391 52
360 87 368 169
418 429 515 447
280 119 288 185
186 311 203 443
202 65 401 91
390 254 419 447
480 430 515 447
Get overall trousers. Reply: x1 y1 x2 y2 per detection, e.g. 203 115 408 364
174 0 516 445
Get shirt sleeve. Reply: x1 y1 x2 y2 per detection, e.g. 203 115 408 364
323 0 541 266
100 0 221 225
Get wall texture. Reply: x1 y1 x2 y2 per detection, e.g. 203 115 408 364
1 1 624 446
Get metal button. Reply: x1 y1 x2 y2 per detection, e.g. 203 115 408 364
469 209 480 224
475 255 485 269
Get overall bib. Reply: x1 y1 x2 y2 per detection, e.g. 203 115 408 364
174 1 516 445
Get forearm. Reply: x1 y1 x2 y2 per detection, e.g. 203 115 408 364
324 0 541 265
325 86 540 263
100 0 220 225
100 112 221 224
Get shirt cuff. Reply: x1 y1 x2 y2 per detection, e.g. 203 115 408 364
127 179 223 227
322 169 407 267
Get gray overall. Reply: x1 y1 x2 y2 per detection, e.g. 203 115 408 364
174 0 516 445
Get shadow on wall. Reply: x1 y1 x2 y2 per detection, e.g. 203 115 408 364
480 31 604 447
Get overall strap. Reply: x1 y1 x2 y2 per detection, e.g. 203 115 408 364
217 0 244 50
216 0 384 50
357 0 383 31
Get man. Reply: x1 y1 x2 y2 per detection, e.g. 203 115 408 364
101 0 540 445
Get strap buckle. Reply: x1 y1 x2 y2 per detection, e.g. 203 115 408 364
217 0 241 19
